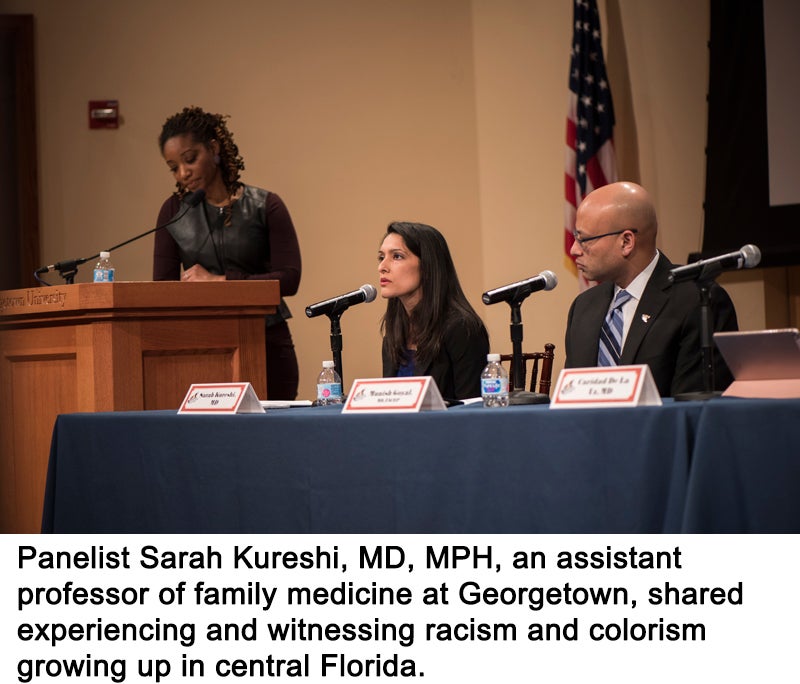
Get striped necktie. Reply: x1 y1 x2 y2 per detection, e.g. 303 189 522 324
598 289 632 366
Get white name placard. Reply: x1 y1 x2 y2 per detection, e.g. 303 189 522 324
178 382 265 415
342 376 447 413
550 365 662 409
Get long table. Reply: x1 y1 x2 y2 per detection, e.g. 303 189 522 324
41 398 800 534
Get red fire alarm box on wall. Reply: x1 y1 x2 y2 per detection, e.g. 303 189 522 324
89 100 119 129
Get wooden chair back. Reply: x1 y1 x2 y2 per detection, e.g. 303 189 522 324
500 343 556 395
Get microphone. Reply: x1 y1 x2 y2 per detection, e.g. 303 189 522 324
305 284 378 318
35 189 206 276
181 188 207 208
482 270 558 305
668 244 761 284
35 257 90 276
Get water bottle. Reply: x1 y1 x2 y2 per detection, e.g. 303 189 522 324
316 360 343 405
92 251 115 282
481 353 509 408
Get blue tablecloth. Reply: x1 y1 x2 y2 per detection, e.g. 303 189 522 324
681 398 800 532
41 398 800 534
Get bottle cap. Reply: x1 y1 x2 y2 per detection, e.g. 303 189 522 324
100 251 111 259
487 353 501 362
322 360 335 368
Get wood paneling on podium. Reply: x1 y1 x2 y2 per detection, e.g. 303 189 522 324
0 281 278 533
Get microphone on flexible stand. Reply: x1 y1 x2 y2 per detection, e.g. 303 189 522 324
34 189 206 284
482 270 558 305
671 244 761 402
668 244 761 284
305 284 378 318
482 270 558 405
34 257 92 278
305 284 378 390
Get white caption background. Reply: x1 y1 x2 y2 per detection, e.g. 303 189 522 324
2 534 796 683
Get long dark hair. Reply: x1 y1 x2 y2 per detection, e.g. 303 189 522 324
381 222 486 371
158 106 245 225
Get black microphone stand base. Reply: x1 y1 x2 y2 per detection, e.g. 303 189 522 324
673 278 722 403
56 266 79 284
509 389 550 405
673 390 724 402
504 301 550 405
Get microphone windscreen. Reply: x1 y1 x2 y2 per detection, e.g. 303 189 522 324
741 244 761 269
540 270 558 291
185 189 206 207
360 284 378 303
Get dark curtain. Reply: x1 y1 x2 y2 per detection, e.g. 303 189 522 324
702 0 800 267
0 14 39 289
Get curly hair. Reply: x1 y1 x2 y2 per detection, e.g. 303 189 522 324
158 106 245 225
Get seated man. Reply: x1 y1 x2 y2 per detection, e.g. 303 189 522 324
564 181 738 397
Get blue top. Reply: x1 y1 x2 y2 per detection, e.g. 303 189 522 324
397 350 416 377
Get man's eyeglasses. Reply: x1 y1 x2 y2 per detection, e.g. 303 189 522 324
571 228 638 247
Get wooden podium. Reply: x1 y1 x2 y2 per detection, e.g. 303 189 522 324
0 281 279 533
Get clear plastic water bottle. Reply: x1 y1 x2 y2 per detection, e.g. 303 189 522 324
481 353 509 408
92 251 115 282
316 360 343 405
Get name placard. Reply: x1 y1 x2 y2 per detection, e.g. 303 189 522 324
550 365 662 409
342 376 447 413
178 382 265 415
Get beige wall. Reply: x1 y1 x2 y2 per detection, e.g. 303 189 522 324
5 0 767 398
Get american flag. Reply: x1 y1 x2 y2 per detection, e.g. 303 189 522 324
565 0 618 289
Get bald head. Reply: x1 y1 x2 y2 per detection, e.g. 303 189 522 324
582 182 657 244
572 181 659 286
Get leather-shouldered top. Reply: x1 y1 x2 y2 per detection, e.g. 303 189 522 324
167 185 271 276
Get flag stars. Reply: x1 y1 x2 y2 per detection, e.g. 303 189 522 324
567 0 616 210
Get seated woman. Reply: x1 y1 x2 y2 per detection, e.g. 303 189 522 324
378 221 489 400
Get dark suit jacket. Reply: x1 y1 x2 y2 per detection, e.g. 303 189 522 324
382 318 489 401
564 252 738 397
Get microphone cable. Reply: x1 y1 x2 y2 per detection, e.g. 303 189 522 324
204 204 227 276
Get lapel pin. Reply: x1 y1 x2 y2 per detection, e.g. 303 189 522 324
641 314 651 323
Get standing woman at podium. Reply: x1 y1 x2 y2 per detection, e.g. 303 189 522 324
152 106 302 399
